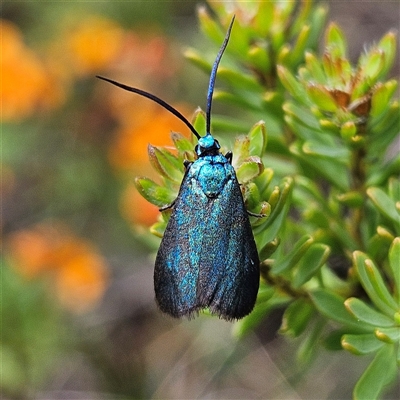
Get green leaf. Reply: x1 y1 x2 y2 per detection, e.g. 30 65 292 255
198 6 224 45
290 142 350 192
253 1 274 36
134 177 175 208
306 84 338 112
302 141 349 161
308 5 328 49
296 317 325 365
254 168 274 199
247 44 272 75
388 176 400 202
353 252 398 317
375 326 400 343
319 118 340 134
148 145 183 184
365 259 399 311
353 345 397 400
361 49 385 82
305 208 330 232
369 102 400 140
377 31 397 78
259 237 280 261
233 287 287 338
150 220 167 238
283 101 321 131
290 0 312 37
351 76 371 100
310 289 373 332
171 132 194 153
218 67 264 93
280 298 315 337
322 53 351 87
255 178 293 248
228 17 251 60
292 243 331 288
232 136 250 166
325 23 347 58
290 24 311 67
184 48 212 74
367 187 400 226
295 175 326 205
305 51 326 83
236 156 264 184
340 121 357 141
213 90 262 112
248 121 267 157
277 44 291 68
344 298 395 327
377 226 395 242
244 181 261 210
271 235 314 275
367 154 400 187
370 80 398 117
277 66 310 106
277 0 296 19
388 237 400 298
192 108 207 137
211 115 253 134
341 333 385 355
336 191 364 208
324 329 348 351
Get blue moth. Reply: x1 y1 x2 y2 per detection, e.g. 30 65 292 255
97 16 260 320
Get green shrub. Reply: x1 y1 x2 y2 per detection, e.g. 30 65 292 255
140 2 399 398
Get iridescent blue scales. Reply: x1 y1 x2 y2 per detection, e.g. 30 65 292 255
97 16 260 321
155 134 259 320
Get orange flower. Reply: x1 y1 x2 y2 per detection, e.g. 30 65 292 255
53 241 108 312
121 183 159 227
7 226 55 278
118 30 179 80
0 20 67 121
1 20 46 121
108 100 192 171
7 222 108 312
66 16 125 75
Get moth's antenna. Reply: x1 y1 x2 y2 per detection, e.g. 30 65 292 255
96 75 201 139
206 16 235 134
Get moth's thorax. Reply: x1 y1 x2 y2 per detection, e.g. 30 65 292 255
189 154 233 198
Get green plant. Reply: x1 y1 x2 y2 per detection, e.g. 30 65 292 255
137 1 399 398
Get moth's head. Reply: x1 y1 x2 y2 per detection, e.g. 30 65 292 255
195 133 220 156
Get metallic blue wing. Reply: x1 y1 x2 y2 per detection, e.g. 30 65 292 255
197 176 259 320
154 158 259 320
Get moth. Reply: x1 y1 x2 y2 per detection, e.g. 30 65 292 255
98 16 260 320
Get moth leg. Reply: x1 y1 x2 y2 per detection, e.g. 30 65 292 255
183 159 193 169
247 210 266 218
159 200 176 212
224 151 233 164
159 159 193 212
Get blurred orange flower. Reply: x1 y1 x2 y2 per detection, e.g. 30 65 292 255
121 183 159 227
7 222 109 312
66 16 125 75
108 100 191 172
1 20 67 121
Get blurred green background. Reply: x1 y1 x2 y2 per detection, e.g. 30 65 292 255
1 1 399 399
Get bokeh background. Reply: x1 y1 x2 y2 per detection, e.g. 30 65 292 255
2 1 399 399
